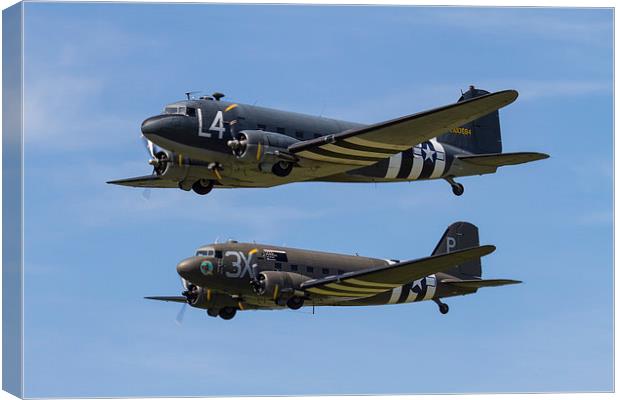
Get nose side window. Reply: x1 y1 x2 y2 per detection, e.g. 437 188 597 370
186 107 196 117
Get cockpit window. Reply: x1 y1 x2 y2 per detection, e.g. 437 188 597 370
186 107 196 117
163 106 188 115
196 249 215 257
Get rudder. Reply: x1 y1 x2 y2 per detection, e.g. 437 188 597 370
432 221 482 278
437 86 503 154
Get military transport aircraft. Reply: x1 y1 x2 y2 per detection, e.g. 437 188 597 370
108 86 548 196
146 222 520 320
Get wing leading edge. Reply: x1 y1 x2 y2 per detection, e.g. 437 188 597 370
300 245 496 298
289 90 518 166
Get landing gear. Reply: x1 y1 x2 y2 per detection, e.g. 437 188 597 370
207 308 219 318
272 161 293 177
192 179 213 195
433 298 449 315
218 307 237 320
444 177 464 196
286 296 304 310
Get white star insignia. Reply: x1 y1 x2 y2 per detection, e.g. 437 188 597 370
422 146 435 161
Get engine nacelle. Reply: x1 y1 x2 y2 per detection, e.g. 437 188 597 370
187 286 239 309
227 130 299 177
253 271 307 300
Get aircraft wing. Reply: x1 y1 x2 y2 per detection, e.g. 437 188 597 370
107 174 180 188
300 245 495 298
144 296 187 303
288 90 518 166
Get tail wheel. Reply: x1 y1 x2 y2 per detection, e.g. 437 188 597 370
451 183 464 196
192 179 214 195
218 307 237 320
439 303 449 314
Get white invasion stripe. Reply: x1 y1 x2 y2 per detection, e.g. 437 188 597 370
388 286 402 304
408 145 424 180
429 139 446 179
306 287 370 297
385 153 402 179
346 278 398 288
297 150 374 166
325 283 385 293
425 282 437 301
321 143 391 159
345 136 410 151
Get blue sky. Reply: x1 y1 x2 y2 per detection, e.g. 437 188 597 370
20 3 612 397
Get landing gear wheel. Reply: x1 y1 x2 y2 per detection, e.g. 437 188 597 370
272 161 293 177
451 183 464 196
218 307 237 320
192 179 214 195
286 296 304 310
439 303 449 315
207 309 219 318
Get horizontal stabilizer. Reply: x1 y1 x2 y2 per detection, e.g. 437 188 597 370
441 278 522 289
107 175 179 188
145 296 187 303
456 152 549 167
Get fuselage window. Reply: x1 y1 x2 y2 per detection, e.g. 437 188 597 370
274 262 282 271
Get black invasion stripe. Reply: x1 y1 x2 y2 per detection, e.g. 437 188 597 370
396 149 414 179
397 283 413 303
335 140 397 154
310 147 385 162
411 279 428 302
418 142 436 180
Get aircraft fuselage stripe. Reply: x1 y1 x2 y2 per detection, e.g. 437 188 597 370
296 150 374 166
321 143 392 159
396 148 414 179
334 140 397 154
344 136 411 151
346 278 398 288
325 283 386 293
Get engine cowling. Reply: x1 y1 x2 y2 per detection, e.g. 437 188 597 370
252 271 307 300
227 130 299 177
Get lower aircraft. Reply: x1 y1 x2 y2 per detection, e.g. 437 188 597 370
147 222 520 321
109 86 548 196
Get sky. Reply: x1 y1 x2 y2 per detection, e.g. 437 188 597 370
19 3 613 398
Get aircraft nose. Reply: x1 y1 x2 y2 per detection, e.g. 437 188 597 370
176 256 201 281
141 115 165 137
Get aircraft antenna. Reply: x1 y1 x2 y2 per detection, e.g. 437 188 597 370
185 90 201 100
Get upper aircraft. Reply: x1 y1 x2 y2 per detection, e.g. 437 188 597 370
108 86 548 196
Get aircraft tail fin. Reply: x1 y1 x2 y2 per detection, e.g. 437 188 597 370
436 86 503 154
432 221 482 278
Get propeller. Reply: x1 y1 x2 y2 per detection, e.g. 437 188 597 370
140 135 169 176
249 264 265 295
175 302 187 325
175 278 197 325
